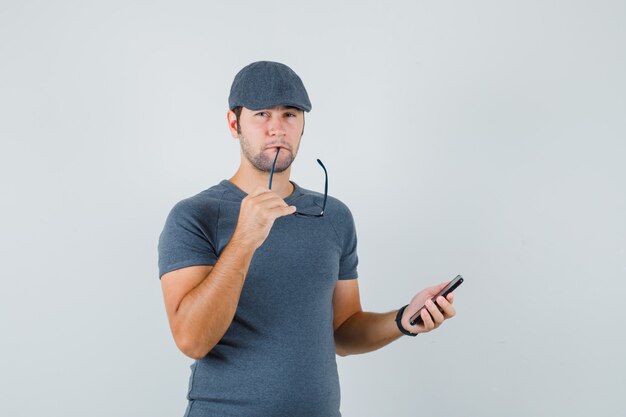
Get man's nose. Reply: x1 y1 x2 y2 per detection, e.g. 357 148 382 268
268 115 286 136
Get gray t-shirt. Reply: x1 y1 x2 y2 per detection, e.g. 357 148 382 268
158 179 359 417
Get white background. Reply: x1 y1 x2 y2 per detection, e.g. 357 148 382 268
1 1 625 416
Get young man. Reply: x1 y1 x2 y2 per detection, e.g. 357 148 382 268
158 61 457 417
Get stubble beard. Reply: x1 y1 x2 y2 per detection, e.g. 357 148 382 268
239 134 299 173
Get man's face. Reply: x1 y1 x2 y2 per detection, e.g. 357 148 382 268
232 106 305 173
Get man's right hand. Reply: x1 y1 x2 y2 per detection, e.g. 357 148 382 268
232 185 296 249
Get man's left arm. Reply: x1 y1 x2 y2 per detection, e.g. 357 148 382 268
333 279 456 356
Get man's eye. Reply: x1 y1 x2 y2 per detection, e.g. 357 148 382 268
256 112 268 117
286 113 296 117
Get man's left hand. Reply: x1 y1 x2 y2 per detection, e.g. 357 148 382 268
401 282 457 334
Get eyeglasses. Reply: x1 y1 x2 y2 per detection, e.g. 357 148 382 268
268 148 327 217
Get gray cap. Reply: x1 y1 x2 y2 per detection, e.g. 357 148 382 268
228 61 312 112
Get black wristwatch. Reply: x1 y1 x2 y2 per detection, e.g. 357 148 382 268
395 304 418 337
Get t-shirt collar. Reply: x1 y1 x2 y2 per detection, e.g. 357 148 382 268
220 179 303 204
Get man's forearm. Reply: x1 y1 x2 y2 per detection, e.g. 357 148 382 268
334 310 404 356
173 236 256 359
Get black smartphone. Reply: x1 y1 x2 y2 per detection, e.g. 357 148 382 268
409 275 464 326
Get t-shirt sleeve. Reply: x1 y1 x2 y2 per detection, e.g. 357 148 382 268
158 199 219 279
338 204 359 280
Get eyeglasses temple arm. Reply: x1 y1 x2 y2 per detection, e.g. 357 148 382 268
317 159 328 215
269 148 281 189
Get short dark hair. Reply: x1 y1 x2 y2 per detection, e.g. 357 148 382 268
232 106 243 134
231 106 305 136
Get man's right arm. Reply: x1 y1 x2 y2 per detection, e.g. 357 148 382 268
160 236 257 360
160 185 297 360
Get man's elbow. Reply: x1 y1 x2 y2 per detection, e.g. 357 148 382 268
174 334 212 360
335 347 350 357
334 336 352 357
176 339 205 360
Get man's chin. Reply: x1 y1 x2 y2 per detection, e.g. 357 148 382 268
257 155 295 173
263 164 291 173
250 161 290 173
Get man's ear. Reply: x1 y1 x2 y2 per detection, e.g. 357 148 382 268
227 110 239 139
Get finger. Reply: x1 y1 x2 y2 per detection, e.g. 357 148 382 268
436 295 449 308
436 296 456 319
257 196 290 209
251 191 285 205
270 204 297 218
421 307 435 331
243 192 277 208
426 299 445 325
446 293 454 303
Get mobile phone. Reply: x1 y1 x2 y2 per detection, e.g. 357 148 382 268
409 275 464 326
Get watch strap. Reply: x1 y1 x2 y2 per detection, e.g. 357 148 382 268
395 304 418 337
